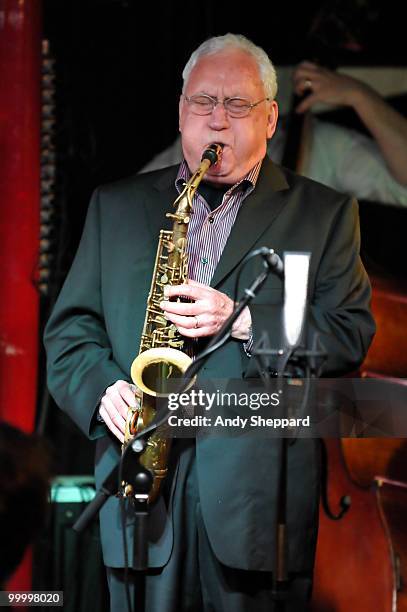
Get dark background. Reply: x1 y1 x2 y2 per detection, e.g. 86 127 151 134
43 0 405 221
39 0 407 474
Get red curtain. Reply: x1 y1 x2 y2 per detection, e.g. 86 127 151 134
0 0 42 590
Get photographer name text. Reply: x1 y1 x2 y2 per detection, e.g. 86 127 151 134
168 415 310 429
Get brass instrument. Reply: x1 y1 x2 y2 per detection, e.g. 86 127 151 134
122 143 223 503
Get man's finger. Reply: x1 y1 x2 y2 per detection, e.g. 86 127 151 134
176 325 211 338
106 386 132 420
164 312 202 329
164 283 202 300
99 403 125 443
102 396 126 431
296 94 318 114
118 383 141 409
160 300 199 316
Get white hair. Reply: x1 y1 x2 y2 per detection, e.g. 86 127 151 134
182 33 278 100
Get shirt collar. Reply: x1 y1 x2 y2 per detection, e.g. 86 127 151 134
175 158 262 196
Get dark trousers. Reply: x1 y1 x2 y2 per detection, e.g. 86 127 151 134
107 446 312 612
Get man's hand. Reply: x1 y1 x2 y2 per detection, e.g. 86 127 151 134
293 60 407 185
293 61 367 114
160 279 252 340
98 380 141 443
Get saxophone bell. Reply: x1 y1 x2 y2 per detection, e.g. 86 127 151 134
131 347 194 398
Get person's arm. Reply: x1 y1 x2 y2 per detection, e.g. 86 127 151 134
293 61 407 186
44 188 133 441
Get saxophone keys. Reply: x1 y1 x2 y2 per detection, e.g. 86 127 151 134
166 212 188 224
152 314 167 325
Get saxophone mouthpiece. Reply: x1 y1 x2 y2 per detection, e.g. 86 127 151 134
201 143 223 166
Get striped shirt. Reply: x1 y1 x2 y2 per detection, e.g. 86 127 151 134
175 159 262 285
175 159 261 354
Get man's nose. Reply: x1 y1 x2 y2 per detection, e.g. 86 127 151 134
208 102 230 129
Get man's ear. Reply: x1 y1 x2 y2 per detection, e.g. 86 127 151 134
179 94 184 132
267 100 279 139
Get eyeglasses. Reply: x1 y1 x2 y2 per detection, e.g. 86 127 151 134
183 94 270 118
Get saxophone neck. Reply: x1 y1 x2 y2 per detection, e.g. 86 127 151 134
188 158 211 191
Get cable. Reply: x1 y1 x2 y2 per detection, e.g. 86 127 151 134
119 457 134 612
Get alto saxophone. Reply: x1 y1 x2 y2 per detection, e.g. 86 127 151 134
122 143 223 503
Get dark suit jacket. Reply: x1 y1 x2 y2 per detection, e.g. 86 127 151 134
44 157 375 572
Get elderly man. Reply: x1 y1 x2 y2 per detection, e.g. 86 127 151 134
45 34 375 611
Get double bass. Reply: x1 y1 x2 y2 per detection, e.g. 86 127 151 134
279 6 407 609
311 273 407 612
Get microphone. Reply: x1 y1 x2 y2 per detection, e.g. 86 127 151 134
259 247 284 279
258 247 311 348
282 251 311 348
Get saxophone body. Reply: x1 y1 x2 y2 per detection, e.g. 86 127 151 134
122 143 223 503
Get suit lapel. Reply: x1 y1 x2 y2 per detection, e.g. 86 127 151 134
211 157 289 288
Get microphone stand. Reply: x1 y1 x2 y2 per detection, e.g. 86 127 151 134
251 251 327 611
250 338 326 611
